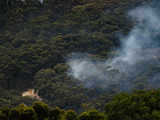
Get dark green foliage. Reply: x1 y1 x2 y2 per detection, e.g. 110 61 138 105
78 110 106 120
65 110 77 120
20 107 37 120
88 110 105 120
1 90 160 119
0 106 10 120
9 107 20 120
0 111 7 120
0 0 156 112
0 0 160 120
105 90 160 120
32 101 49 120
78 112 90 120
49 107 64 120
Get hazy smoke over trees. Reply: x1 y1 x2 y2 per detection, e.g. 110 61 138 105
67 5 160 91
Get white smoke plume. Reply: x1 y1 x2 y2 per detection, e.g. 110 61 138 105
67 6 160 91
39 0 44 4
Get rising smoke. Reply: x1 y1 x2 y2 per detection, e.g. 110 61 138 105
67 5 160 91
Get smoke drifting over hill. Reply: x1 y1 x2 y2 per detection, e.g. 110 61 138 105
67 5 160 91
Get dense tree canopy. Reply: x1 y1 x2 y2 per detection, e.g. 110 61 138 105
0 0 158 113
1 90 160 120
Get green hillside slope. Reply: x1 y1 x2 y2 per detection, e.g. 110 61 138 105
0 0 156 112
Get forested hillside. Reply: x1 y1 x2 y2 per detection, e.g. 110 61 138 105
1 90 160 120
0 0 159 113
